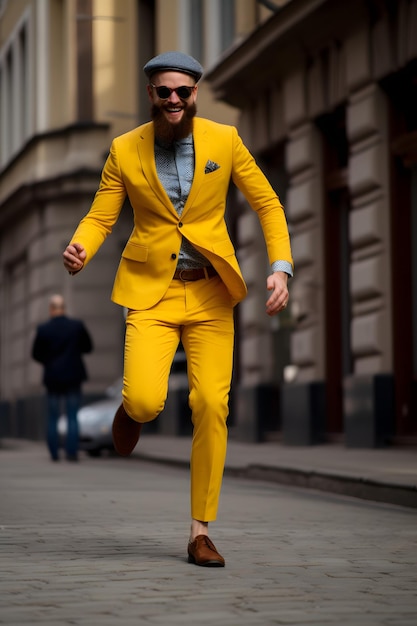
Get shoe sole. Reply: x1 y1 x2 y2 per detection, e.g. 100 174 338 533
188 555 225 567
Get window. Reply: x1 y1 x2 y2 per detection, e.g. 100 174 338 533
179 0 235 69
220 0 235 52
0 0 8 20
189 0 203 64
0 10 31 168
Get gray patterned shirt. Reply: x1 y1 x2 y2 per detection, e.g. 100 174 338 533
155 135 209 269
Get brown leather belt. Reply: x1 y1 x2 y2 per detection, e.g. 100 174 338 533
173 267 218 282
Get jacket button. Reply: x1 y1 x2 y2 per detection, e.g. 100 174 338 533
178 222 183 228
171 253 177 260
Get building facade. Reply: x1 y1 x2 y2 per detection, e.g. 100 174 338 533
207 0 417 446
1 0 416 447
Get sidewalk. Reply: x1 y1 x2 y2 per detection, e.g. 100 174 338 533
2 434 416 508
133 434 417 508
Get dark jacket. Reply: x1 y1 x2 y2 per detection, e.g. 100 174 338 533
32 315 93 392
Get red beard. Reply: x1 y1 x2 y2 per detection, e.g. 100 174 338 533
151 102 197 144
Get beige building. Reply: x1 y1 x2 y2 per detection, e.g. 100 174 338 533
0 0 275 439
1 0 416 447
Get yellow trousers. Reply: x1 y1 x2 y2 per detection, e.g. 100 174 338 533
123 275 234 522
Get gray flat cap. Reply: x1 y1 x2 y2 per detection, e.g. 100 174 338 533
143 51 203 82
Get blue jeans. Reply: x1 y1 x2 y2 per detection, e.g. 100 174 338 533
47 389 81 460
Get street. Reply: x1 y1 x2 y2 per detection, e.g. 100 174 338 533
0 440 416 626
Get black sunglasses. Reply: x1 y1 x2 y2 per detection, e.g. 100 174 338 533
150 84 195 100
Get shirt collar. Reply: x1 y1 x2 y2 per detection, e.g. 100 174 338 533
155 133 193 150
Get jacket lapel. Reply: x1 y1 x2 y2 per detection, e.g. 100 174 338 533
182 118 208 218
136 123 177 215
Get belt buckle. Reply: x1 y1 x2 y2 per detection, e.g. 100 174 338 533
178 269 189 282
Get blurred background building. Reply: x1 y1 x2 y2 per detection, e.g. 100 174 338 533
1 0 416 448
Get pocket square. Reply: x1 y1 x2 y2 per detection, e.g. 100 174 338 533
204 160 220 174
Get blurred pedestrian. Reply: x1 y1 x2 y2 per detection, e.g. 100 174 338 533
32 294 93 462
62 51 293 566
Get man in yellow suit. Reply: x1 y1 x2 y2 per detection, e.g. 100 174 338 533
63 52 293 568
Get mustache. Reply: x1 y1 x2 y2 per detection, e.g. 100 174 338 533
151 102 196 121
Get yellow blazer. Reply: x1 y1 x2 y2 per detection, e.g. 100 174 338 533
70 117 293 309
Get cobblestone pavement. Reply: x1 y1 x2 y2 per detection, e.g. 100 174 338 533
1 440 416 626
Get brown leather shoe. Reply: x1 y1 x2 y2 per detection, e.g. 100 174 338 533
187 535 225 567
112 403 142 456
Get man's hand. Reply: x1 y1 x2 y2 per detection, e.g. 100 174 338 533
63 243 86 274
266 271 289 316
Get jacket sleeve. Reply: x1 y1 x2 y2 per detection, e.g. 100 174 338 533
31 328 46 364
80 323 94 355
230 127 293 270
70 141 127 267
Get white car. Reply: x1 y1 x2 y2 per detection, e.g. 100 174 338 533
58 379 122 457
